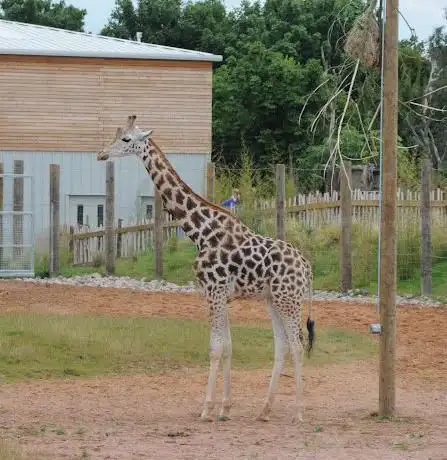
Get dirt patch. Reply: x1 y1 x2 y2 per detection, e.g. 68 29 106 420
1 365 446 460
0 281 446 459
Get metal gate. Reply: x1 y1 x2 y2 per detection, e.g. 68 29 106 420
0 168 34 278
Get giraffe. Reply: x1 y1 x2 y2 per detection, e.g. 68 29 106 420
97 115 315 424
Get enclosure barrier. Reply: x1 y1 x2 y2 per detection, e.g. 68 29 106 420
0 160 34 277
64 162 447 296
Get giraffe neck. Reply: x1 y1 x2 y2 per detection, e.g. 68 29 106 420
138 138 253 248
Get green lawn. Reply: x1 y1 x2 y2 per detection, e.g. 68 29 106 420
0 441 42 460
0 313 377 384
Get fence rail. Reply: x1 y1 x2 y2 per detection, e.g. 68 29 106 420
70 216 183 265
68 187 447 266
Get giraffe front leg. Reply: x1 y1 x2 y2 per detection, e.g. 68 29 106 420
218 320 232 421
200 300 229 422
200 347 220 422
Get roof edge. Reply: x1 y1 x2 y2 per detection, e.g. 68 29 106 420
0 48 223 62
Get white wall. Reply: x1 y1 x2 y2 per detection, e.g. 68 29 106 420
0 151 209 249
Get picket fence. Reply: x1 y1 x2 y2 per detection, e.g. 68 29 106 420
68 188 447 265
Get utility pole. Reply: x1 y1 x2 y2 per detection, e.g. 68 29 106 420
379 0 398 417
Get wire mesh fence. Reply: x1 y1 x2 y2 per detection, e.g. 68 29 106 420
0 167 34 277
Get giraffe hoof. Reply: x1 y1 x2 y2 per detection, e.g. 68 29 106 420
256 413 270 422
216 415 231 422
291 414 303 424
200 413 213 422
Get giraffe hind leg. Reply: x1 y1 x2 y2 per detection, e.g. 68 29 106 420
257 295 289 422
260 294 306 424
282 307 305 424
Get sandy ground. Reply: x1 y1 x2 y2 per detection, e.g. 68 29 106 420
0 281 446 459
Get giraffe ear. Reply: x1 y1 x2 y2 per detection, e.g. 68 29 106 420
138 129 152 141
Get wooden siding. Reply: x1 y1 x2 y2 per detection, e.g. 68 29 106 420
0 56 213 153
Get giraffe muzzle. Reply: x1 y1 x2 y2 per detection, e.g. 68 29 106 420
97 152 110 161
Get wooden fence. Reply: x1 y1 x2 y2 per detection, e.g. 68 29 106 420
68 187 447 266
275 188 447 228
70 215 183 265
40 160 445 295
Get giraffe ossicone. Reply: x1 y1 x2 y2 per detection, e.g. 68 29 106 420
98 115 315 424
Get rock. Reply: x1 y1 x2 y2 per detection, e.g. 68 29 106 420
12 275 444 307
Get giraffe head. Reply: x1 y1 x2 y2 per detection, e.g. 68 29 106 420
97 115 152 161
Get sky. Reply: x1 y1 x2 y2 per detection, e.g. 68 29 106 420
71 0 446 42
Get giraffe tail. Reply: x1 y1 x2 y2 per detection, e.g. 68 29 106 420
306 273 315 357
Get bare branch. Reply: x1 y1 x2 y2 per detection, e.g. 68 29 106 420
409 101 447 113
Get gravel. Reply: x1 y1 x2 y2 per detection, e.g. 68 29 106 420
15 273 445 307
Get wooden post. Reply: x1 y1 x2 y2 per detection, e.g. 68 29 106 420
105 161 115 274
420 157 432 295
154 188 163 279
0 163 3 267
49 164 60 276
68 225 74 254
340 160 353 291
116 218 123 259
207 162 215 202
276 164 286 241
379 0 398 418
13 160 24 260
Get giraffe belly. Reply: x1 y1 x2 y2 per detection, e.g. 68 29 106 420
230 277 269 300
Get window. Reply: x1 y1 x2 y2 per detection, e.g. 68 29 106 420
97 204 104 227
77 205 84 226
146 204 153 220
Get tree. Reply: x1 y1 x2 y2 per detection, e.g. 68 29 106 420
213 41 325 169
99 0 440 187
177 0 229 56
0 0 86 31
101 0 183 45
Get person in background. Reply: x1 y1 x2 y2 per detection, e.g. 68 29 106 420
221 188 241 212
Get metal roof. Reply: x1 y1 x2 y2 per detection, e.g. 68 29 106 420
0 19 223 62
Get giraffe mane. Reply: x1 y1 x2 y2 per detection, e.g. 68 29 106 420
150 138 242 221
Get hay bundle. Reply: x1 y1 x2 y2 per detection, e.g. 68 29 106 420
344 0 380 68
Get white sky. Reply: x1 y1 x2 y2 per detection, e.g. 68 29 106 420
71 0 445 42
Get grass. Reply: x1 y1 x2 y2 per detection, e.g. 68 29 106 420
35 239 197 284
0 313 377 384
0 441 44 460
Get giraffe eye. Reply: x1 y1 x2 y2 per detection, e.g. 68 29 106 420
121 137 131 143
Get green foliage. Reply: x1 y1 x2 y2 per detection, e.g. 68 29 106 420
0 0 86 31
0 312 377 383
0 441 43 460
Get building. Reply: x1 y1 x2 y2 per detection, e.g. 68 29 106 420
0 19 222 240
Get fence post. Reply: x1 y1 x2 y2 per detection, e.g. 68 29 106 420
420 157 432 295
207 162 215 202
68 225 74 255
154 188 164 279
340 160 352 291
276 164 286 241
49 164 60 276
105 161 115 274
116 218 123 259
13 160 24 261
0 162 3 267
